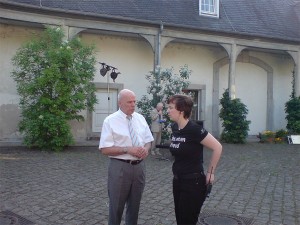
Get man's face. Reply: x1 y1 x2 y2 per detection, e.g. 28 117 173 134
157 103 163 111
119 92 136 115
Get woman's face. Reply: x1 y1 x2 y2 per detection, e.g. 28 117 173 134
167 103 181 122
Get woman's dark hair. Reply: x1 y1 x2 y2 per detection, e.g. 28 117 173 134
167 94 193 119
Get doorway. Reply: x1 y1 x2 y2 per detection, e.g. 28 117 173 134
92 89 118 132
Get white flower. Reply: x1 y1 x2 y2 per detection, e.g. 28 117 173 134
38 115 44 119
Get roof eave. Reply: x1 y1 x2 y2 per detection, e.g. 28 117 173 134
1 0 299 44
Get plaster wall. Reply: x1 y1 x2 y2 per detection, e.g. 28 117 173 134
78 33 154 139
0 25 41 140
0 24 295 141
218 51 294 135
162 42 225 132
81 33 154 99
250 51 294 131
219 63 267 135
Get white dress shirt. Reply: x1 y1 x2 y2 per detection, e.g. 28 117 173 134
99 109 154 160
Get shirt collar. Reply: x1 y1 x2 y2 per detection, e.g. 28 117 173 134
118 109 135 119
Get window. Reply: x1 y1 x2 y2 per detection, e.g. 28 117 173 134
199 0 219 18
183 85 206 122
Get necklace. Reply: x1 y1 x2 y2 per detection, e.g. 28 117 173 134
178 119 189 130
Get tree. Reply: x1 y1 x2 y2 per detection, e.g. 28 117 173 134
11 26 97 151
137 65 191 142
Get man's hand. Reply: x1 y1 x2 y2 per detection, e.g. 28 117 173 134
138 146 149 159
129 146 149 159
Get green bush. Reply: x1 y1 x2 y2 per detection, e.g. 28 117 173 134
219 89 250 143
275 129 289 138
285 70 300 134
11 26 97 151
285 97 300 134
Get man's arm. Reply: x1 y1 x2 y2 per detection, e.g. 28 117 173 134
101 145 149 159
100 146 129 156
144 142 151 153
150 108 158 121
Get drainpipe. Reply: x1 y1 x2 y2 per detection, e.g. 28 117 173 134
154 21 163 71
153 22 164 103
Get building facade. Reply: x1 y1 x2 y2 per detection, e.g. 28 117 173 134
0 0 299 142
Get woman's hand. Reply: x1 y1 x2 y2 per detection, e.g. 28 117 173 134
206 172 214 184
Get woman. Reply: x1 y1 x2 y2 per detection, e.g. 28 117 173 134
167 94 222 225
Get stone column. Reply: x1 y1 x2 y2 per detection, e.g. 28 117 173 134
228 43 237 99
141 32 174 71
220 43 245 99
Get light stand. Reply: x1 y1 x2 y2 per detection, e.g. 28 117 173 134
99 62 121 115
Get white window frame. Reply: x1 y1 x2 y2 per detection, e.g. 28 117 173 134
183 84 206 122
199 0 219 18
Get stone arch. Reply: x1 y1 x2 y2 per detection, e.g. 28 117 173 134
212 52 274 137
140 34 175 69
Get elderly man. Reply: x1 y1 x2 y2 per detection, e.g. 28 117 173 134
150 102 164 155
99 89 153 225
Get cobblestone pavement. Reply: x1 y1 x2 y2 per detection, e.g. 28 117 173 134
0 142 299 225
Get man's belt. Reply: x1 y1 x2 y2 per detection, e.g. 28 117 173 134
113 158 143 165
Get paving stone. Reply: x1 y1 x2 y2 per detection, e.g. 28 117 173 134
0 143 299 224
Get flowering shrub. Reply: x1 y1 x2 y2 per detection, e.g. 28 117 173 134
274 137 285 144
258 129 288 144
137 65 191 142
258 130 275 143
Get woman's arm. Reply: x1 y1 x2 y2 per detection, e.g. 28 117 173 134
200 133 223 184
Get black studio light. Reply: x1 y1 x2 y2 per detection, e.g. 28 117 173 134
110 67 121 82
99 62 120 82
98 62 121 114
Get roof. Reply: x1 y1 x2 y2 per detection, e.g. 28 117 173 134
1 0 300 43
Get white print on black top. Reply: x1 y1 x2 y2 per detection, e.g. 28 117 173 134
170 136 186 149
